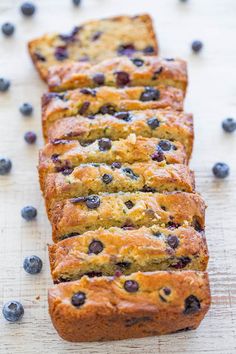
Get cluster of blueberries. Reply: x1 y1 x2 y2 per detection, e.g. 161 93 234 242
0 0 235 322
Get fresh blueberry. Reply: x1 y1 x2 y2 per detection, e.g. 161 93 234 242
23 255 42 274
72 0 81 6
20 103 33 116
212 162 229 179
0 157 12 175
2 301 24 322
21 206 37 220
222 118 236 133
0 78 10 92
71 291 86 307
20 2 36 16
1 22 15 36
191 40 203 53
24 131 37 144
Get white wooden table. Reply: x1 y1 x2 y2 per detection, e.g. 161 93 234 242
0 0 236 352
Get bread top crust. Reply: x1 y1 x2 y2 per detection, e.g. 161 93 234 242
28 14 158 80
49 225 209 282
42 163 195 207
42 86 184 125
47 56 187 92
48 270 211 314
50 191 206 241
44 109 193 157
38 136 188 182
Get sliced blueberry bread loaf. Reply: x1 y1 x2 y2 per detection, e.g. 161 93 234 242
41 163 195 212
44 109 193 158
49 225 208 283
28 14 158 81
48 271 211 341
38 136 187 186
42 86 184 128
47 56 187 93
49 191 205 242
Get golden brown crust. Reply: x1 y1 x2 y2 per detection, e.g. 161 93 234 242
38 136 188 189
41 86 184 129
48 271 211 342
50 192 206 242
28 14 158 81
42 163 195 212
47 56 187 92
44 109 193 157
49 225 209 283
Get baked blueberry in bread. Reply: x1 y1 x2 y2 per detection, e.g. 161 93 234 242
28 14 158 80
48 271 211 341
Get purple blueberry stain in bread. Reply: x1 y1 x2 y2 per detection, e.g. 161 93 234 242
91 31 102 41
34 51 46 62
54 46 68 61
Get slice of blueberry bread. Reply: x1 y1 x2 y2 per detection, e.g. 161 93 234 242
50 191 205 242
42 86 184 128
28 14 158 81
47 56 187 93
41 163 195 212
44 109 193 158
38 136 187 186
49 225 208 283
48 271 211 341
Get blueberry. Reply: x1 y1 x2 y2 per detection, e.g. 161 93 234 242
122 167 138 180
20 2 36 16
116 261 131 269
85 195 100 209
115 71 130 87
151 146 165 162
167 235 179 249
212 162 229 179
79 101 90 115
111 162 121 169
71 291 86 307
117 44 136 56
99 104 116 115
140 87 160 102
92 73 105 86
131 58 144 67
171 256 191 269
222 118 236 133
80 88 96 96
21 206 37 220
163 287 171 295
125 200 134 209
72 0 81 6
1 22 15 36
0 78 10 92
23 255 42 274
20 103 33 116
0 157 12 175
98 138 112 151
114 112 132 121
143 46 155 54
158 140 173 151
184 295 201 315
54 46 68 61
124 280 139 293
88 240 104 254
102 174 113 184
91 31 102 41
24 131 37 144
191 40 203 53
2 301 24 322
147 117 160 130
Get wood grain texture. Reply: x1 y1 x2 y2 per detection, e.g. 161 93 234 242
0 0 236 353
